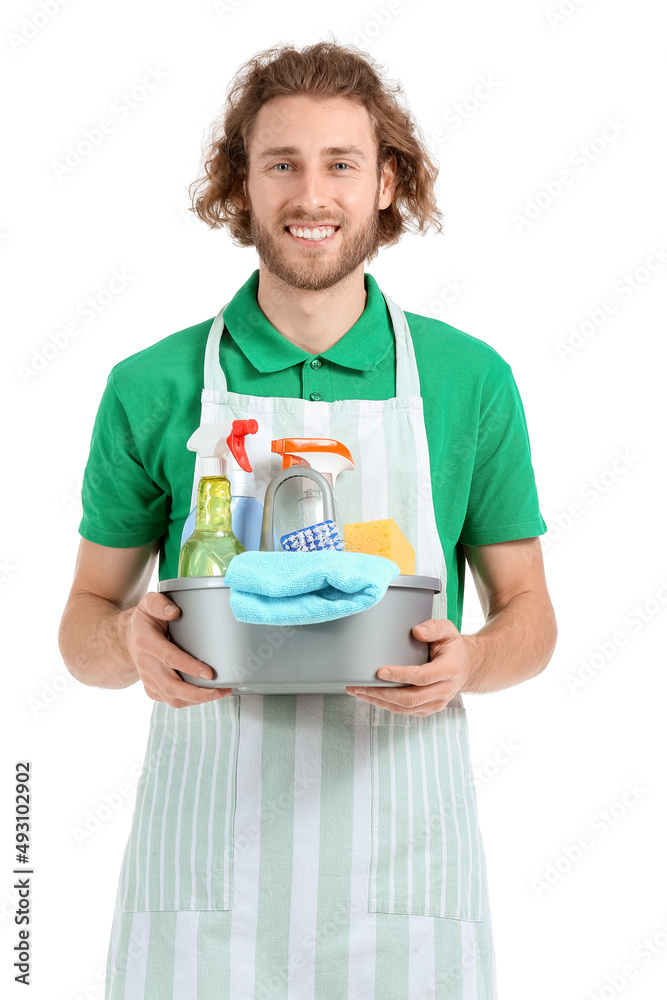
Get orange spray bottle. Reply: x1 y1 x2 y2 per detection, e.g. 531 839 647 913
270 438 355 547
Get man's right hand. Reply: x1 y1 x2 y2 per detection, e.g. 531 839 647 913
126 592 233 708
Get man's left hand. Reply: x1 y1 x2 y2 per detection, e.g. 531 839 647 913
345 618 472 716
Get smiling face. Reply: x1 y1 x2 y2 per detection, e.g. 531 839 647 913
242 94 396 291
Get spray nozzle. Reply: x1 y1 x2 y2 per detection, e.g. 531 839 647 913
271 437 355 486
187 419 258 478
227 419 257 473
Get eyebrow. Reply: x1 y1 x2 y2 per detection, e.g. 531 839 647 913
257 145 367 161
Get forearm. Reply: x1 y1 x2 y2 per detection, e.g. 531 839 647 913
58 593 139 690
461 592 557 694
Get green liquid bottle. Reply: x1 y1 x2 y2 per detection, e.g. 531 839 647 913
178 475 245 577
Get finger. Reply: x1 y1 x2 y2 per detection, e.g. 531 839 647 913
412 620 432 639
170 687 232 708
347 688 444 715
153 659 232 705
138 592 182 629
141 647 231 705
376 665 434 685
145 685 230 709
134 621 217 681
350 674 454 708
347 682 425 708
163 642 219 682
412 618 458 641
148 673 232 707
355 683 453 714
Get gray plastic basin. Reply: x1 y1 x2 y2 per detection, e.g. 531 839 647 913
157 574 441 694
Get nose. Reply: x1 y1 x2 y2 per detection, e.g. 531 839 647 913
291 164 330 215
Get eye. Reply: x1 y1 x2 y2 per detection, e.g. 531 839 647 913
272 163 292 171
333 163 350 170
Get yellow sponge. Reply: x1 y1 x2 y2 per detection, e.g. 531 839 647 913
343 518 415 575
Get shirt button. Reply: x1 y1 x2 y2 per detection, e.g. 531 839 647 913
310 392 322 401
310 358 323 369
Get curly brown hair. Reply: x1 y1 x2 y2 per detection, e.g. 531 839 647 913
188 38 443 255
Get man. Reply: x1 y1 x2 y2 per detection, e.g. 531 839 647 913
59 39 556 1000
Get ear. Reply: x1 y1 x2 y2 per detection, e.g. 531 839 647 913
378 153 397 211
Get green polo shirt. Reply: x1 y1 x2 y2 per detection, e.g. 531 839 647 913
78 268 547 630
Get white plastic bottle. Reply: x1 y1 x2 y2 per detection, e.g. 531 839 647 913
270 437 355 530
178 424 246 578
180 419 263 551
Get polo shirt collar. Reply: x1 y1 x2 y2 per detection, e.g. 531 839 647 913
222 269 394 373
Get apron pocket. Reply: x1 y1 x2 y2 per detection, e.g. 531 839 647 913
368 704 484 922
120 697 240 912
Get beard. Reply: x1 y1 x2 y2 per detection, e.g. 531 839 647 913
246 185 382 291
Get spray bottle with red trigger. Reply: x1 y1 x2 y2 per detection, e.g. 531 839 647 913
180 419 264 552
270 437 355 540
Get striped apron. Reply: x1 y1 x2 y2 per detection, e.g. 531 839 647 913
105 288 498 999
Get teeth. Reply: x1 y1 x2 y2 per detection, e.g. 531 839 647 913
288 225 337 241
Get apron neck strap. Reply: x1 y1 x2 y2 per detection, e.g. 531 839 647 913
203 303 229 394
380 290 421 397
203 288 421 397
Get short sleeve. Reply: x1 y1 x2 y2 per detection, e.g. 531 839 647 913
459 364 547 545
78 372 170 547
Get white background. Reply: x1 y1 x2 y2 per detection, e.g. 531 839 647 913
2 1 666 998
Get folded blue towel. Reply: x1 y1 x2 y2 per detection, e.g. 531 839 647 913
223 550 401 625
